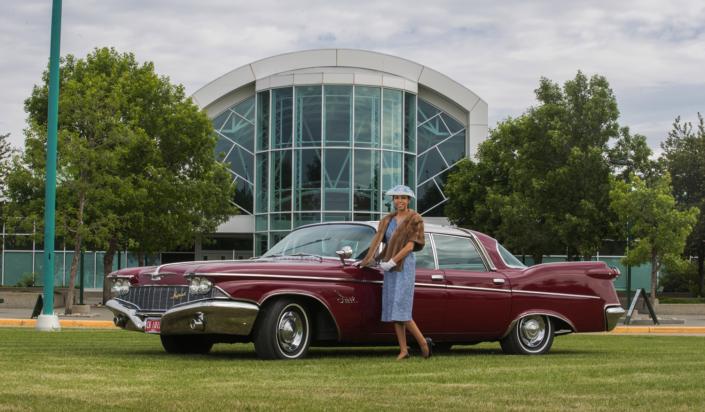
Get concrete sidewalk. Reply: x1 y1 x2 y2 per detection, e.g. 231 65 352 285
0 305 704 334
0 305 116 328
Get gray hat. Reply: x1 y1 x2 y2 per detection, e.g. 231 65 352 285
385 185 415 198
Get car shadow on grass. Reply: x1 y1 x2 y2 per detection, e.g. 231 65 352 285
113 344 598 360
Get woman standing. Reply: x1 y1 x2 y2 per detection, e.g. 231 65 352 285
361 185 432 360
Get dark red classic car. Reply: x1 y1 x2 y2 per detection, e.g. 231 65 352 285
107 222 624 359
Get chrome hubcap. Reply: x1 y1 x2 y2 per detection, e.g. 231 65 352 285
277 308 305 354
519 316 546 348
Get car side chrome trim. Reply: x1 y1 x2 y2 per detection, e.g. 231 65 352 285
415 282 447 289
445 284 511 293
512 289 601 300
421 284 599 299
194 272 353 283
192 272 600 300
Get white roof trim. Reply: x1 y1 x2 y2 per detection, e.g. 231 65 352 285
192 49 486 115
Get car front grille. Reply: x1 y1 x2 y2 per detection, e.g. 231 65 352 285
118 286 218 313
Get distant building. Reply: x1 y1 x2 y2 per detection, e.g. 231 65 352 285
191 49 488 259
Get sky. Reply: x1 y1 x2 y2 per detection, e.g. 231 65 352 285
1 0 704 155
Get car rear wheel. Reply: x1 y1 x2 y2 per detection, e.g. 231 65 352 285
500 315 554 355
160 335 213 354
254 299 311 360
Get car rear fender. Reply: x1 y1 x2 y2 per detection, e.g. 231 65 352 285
501 310 576 339
258 290 341 341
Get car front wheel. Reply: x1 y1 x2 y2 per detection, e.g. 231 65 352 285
500 315 554 355
254 299 311 360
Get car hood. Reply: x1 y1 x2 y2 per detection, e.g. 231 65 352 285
110 256 357 285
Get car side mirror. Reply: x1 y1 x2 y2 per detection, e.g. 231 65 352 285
336 246 353 266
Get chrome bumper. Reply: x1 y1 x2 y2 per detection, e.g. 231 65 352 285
106 298 259 336
605 306 625 331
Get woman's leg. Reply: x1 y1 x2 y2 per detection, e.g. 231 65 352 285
394 322 408 359
404 320 430 357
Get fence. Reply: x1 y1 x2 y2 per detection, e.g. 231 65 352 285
0 249 155 290
1 219 158 290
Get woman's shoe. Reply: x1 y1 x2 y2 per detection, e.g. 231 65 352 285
422 337 433 359
396 352 410 360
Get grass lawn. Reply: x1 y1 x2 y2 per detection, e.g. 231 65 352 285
0 329 704 411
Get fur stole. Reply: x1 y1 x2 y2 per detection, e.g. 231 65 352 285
361 210 425 271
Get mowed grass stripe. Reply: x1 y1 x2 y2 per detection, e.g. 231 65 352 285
0 329 703 411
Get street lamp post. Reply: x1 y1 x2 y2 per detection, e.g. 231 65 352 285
36 0 63 331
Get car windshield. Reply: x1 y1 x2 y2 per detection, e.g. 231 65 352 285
263 224 376 259
497 242 527 268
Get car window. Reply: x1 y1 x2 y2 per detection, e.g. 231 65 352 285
497 242 527 268
415 234 435 269
264 224 375 259
433 235 487 272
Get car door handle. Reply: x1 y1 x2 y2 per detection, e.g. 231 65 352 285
431 274 445 281
492 278 505 285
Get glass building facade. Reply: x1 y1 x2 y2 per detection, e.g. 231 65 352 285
211 85 468 255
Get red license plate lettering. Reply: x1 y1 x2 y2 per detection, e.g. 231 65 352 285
145 318 161 334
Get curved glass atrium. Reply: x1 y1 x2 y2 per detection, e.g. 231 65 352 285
210 85 466 254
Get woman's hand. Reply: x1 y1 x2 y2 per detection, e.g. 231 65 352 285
379 260 396 271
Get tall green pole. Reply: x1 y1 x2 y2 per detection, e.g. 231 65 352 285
37 0 62 331
626 220 632 306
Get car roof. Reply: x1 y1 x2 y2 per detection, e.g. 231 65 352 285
293 220 500 271
296 220 473 238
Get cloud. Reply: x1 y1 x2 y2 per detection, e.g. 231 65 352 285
1 0 703 151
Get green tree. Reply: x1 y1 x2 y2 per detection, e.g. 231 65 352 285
608 126 660 182
610 173 699 303
0 133 14 199
446 71 620 261
10 47 236 308
660 114 705 296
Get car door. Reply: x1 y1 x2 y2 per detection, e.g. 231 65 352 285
366 234 447 338
410 234 447 334
434 234 511 339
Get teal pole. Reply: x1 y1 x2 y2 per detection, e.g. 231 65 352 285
79 250 85 305
42 0 62 316
626 220 632 305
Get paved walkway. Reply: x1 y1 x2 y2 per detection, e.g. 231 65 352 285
1 305 704 334
0 306 115 328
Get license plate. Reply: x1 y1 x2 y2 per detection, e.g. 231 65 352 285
144 318 161 334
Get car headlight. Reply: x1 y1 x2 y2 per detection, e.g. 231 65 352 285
110 278 130 296
188 276 213 295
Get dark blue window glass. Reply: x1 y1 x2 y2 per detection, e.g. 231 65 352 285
295 86 322 147
272 88 293 149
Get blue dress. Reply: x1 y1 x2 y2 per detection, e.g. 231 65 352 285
381 217 416 322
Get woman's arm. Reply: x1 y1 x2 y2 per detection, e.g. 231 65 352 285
391 241 415 263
